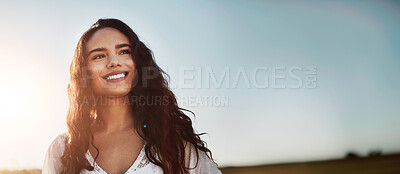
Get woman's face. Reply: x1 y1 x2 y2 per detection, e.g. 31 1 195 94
86 27 136 97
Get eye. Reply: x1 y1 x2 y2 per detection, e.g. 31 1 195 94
119 49 131 55
93 54 105 60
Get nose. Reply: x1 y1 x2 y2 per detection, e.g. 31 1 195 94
107 55 121 68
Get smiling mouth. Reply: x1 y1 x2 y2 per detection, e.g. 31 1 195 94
102 71 129 81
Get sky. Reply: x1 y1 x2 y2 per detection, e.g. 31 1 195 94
0 0 400 170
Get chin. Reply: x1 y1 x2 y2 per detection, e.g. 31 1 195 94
103 89 131 97
92 80 133 97
92 87 132 98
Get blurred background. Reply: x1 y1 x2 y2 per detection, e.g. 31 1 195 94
1 0 400 173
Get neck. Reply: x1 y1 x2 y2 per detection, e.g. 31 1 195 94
94 95 135 133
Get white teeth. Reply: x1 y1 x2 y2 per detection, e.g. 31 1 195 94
106 73 125 80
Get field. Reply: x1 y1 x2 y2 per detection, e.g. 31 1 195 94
219 153 400 174
1 154 399 174
0 170 40 174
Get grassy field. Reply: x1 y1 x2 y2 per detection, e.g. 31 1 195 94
219 153 400 174
0 169 40 174
1 154 399 174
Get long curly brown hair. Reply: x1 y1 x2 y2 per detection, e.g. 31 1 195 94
60 18 214 174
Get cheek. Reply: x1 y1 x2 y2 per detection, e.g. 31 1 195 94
128 60 136 78
125 58 136 69
86 64 103 79
88 69 104 94
86 66 104 90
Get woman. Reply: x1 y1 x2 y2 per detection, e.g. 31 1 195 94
43 18 222 174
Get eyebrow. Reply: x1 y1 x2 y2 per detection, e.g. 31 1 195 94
115 43 131 49
87 43 132 56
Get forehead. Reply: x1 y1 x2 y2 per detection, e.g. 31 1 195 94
86 27 130 51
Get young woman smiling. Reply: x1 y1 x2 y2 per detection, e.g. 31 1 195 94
42 18 222 174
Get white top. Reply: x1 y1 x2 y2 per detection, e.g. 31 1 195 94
42 134 222 174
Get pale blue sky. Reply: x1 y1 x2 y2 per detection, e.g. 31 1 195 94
0 0 399 169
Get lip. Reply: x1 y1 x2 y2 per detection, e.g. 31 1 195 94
102 70 129 83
